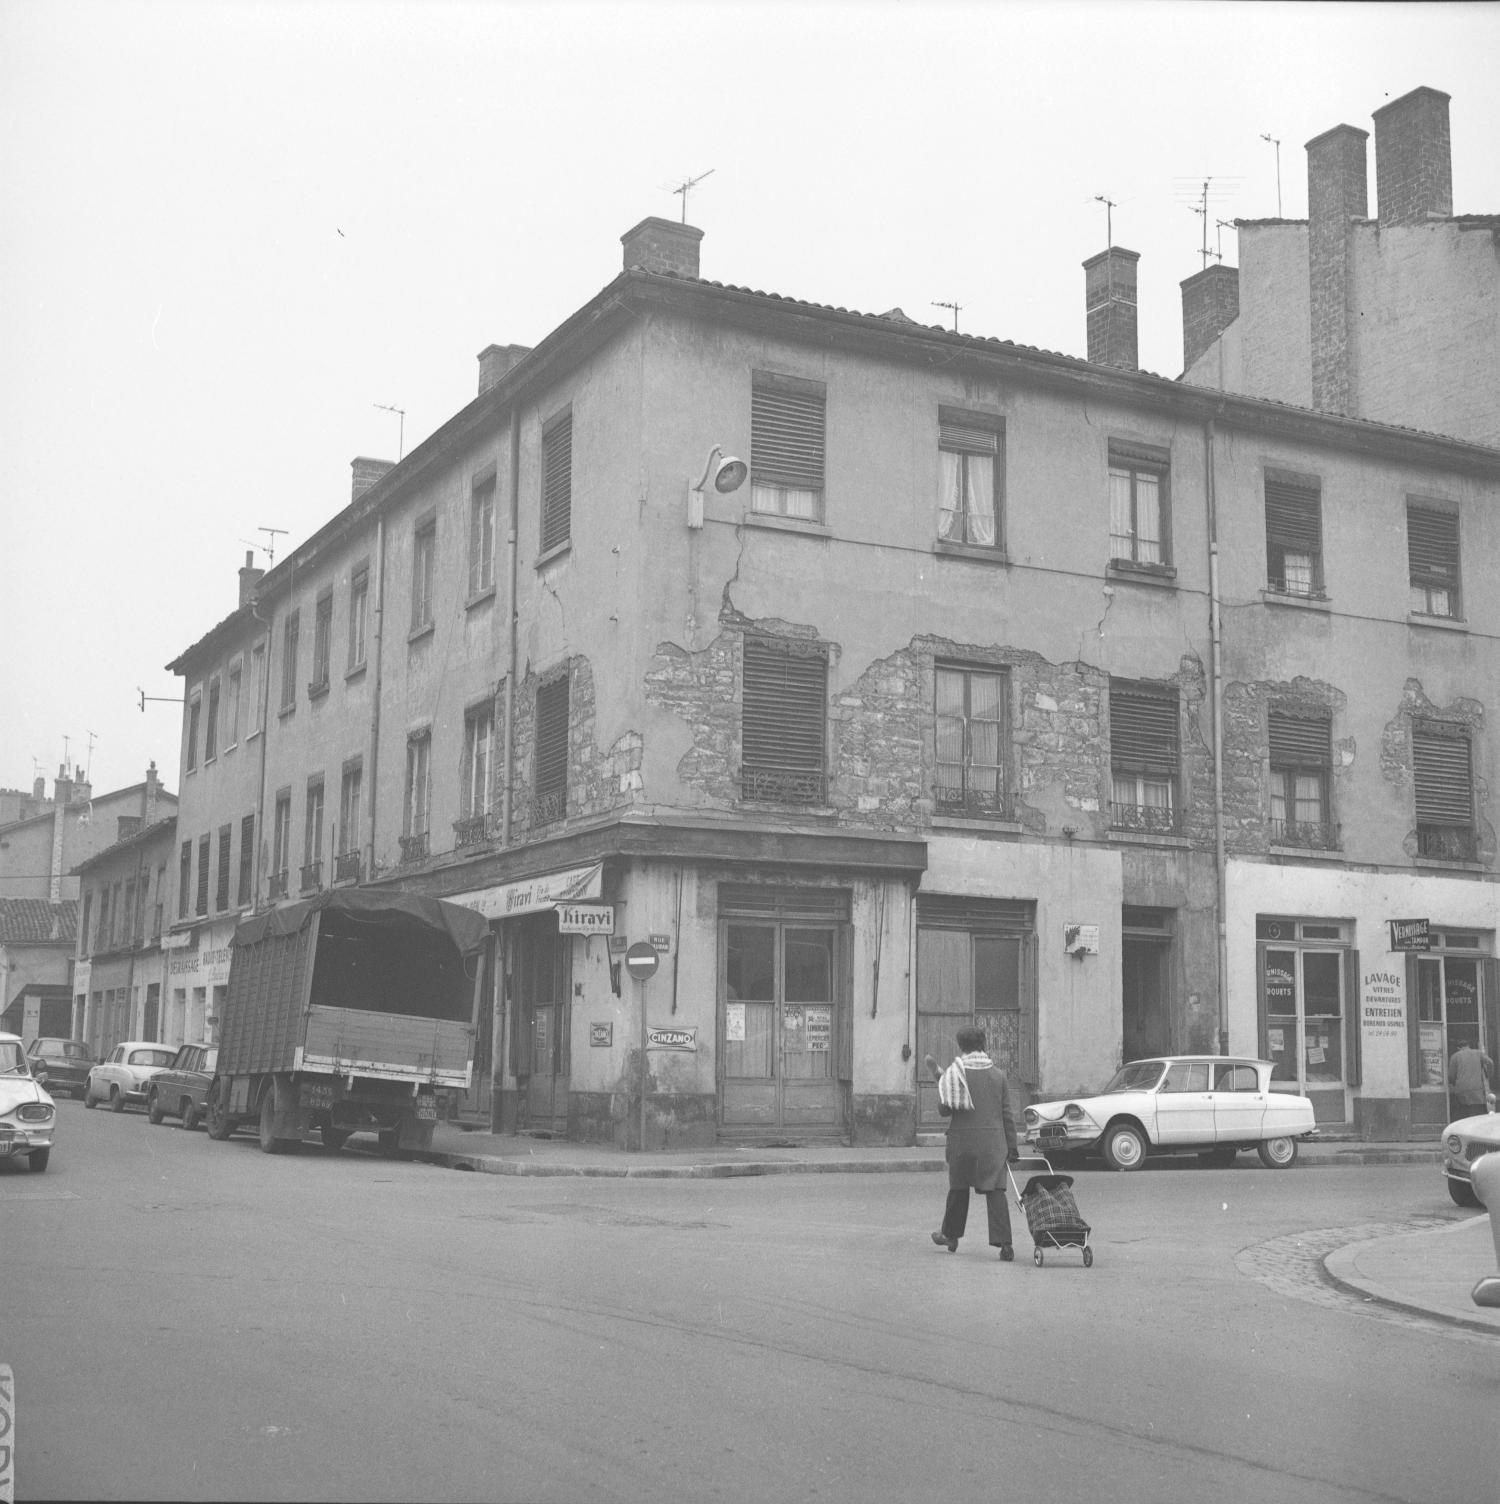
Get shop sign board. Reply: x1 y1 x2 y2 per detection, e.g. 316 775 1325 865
1361 969 1406 1040
647 1027 696 1051
446 862 603 921
1388 918 1430 952
590 1022 613 1047
160 930 194 951
557 903 615 936
649 933 672 953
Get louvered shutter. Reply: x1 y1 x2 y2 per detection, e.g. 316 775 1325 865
939 418 1000 455
1407 505 1459 592
534 677 570 808
751 382 825 492
1412 724 1472 824
1269 709 1331 767
1265 478 1322 590
1344 949 1361 1088
741 639 827 803
1110 684 1179 774
914 895 1034 931
541 412 572 553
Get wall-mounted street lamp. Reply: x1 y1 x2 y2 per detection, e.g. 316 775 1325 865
688 445 748 529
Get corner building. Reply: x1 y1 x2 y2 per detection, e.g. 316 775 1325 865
167 216 1498 1147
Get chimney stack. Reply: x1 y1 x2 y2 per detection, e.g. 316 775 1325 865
238 550 264 608
1306 123 1368 416
1373 86 1452 227
54 764 74 807
144 761 160 824
351 456 396 504
1083 247 1140 370
477 343 531 395
620 216 703 279
1180 263 1240 371
32 775 45 800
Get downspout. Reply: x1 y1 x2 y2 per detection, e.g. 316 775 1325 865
249 598 273 907
1205 417 1230 1056
367 516 387 879
502 405 520 847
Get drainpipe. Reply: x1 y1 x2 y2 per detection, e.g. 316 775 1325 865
367 516 387 879
1205 417 1229 1056
249 598 273 907
502 405 520 847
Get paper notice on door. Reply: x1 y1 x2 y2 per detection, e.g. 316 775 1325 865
725 1002 745 1042
805 1006 832 1051
1268 1028 1284 1052
1306 1044 1325 1065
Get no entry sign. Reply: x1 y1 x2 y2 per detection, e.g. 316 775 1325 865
624 940 659 981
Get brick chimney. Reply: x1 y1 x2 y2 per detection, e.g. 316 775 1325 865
1373 86 1452 227
351 456 396 503
621 216 703 279
477 343 531 395
1180 263 1240 370
1083 247 1140 370
32 774 45 801
53 764 74 807
1306 123 1368 416
144 761 160 824
238 550 264 608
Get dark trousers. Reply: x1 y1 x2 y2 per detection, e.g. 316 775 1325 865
941 1186 1013 1247
1452 1097 1488 1119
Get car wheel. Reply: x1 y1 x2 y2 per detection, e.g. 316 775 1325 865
321 1124 352 1151
1102 1122 1147 1171
1199 1146 1238 1168
83 1083 97 1108
1447 1176 1481 1208
74 1086 88 1101
148 1092 166 1125
181 1099 200 1132
1257 1135 1299 1169
27 1147 50 1173
205 1085 234 1141
257 1085 297 1155
109 1086 125 1113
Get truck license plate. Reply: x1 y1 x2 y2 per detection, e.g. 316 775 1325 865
415 1097 437 1122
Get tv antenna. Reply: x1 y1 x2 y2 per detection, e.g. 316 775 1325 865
85 730 98 781
1175 176 1241 269
1094 194 1117 245
931 300 963 332
1214 218 1237 263
672 168 715 223
247 526 287 566
374 403 406 459
1260 133 1282 216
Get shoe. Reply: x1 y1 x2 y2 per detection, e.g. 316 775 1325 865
998 1245 1015 1262
931 1231 957 1253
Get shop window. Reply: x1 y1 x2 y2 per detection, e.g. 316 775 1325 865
751 372 825 521
1110 680 1179 833
741 637 827 805
935 664 1011 818
1268 708 1335 849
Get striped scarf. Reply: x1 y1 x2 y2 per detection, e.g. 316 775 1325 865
938 1051 992 1112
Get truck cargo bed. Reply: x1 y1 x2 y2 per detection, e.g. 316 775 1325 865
299 1005 472 1085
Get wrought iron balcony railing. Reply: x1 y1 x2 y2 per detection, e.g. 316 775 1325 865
299 860 323 893
934 784 1015 820
398 831 430 864
530 788 567 827
453 811 498 849
333 851 363 884
739 767 826 805
267 870 289 900
1417 823 1478 861
1269 817 1341 850
1109 801 1180 835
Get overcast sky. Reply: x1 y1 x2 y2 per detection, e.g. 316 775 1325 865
3 0 1497 803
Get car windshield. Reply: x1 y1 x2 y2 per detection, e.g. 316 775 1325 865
38 1040 88 1060
129 1048 176 1067
0 1041 30 1075
1099 1060 1167 1093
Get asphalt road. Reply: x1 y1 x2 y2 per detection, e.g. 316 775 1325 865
2 1099 1495 1504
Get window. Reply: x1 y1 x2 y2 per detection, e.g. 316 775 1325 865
303 778 325 890
250 641 266 733
226 663 242 749
459 704 495 844
533 678 569 826
541 410 572 555
153 862 165 938
1412 720 1476 861
311 592 333 691
237 814 254 907
1108 441 1170 566
185 693 201 773
337 762 363 881
348 566 369 671
937 409 1002 549
204 676 220 761
1110 680 1179 833
402 731 432 860
179 840 191 919
195 834 210 916
470 474 496 596
270 791 292 899
1407 504 1461 619
935 665 1010 818
97 884 112 948
1265 475 1323 597
411 520 436 632
280 611 300 710
215 824 231 911
751 373 825 520
80 893 92 956
741 637 827 805
1268 709 1335 848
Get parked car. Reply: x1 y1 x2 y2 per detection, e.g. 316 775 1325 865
84 1041 177 1112
0 1030 57 1172
1442 1110 1500 1208
147 1043 219 1130
1024 1055 1318 1170
25 1037 92 1099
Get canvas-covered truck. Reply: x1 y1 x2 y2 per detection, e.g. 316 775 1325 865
204 889 489 1156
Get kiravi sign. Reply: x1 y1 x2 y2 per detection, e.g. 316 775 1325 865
1388 918 1431 952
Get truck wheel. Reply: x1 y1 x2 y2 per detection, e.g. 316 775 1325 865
181 1099 200 1132
321 1124 352 1151
258 1085 298 1155
378 1126 402 1157
205 1085 234 1140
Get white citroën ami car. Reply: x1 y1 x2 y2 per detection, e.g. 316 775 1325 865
1024 1056 1318 1171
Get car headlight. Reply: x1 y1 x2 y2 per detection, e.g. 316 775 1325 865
1023 1109 1038 1127
17 1103 53 1122
1447 1134 1464 1155
1064 1104 1086 1122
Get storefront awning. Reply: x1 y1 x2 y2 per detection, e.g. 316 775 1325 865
445 862 604 921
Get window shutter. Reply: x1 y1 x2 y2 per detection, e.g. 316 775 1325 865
1344 949 1361 1088
1405 953 1422 1088
741 639 827 802
535 677 570 802
1109 684 1179 774
1412 723 1472 823
914 895 1034 931
751 384 825 491
1265 480 1321 549
939 418 999 455
1407 506 1458 582
541 413 572 552
1269 709 1331 767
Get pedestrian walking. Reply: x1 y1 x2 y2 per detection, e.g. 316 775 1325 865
926 1026 1019 1261
1447 1040 1495 1118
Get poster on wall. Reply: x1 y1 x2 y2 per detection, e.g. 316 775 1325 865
804 1006 832 1052
1361 969 1406 1040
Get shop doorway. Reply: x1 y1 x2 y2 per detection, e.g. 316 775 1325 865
513 917 570 1134
1409 939 1498 1131
1122 908 1173 1062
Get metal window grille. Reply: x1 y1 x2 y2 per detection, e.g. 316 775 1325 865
741 638 827 804
541 413 572 554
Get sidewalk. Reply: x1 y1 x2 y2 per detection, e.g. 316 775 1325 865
425 1123 1499 1335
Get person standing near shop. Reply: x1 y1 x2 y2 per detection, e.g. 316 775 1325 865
1448 1040 1496 1118
926 1026 1019 1261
